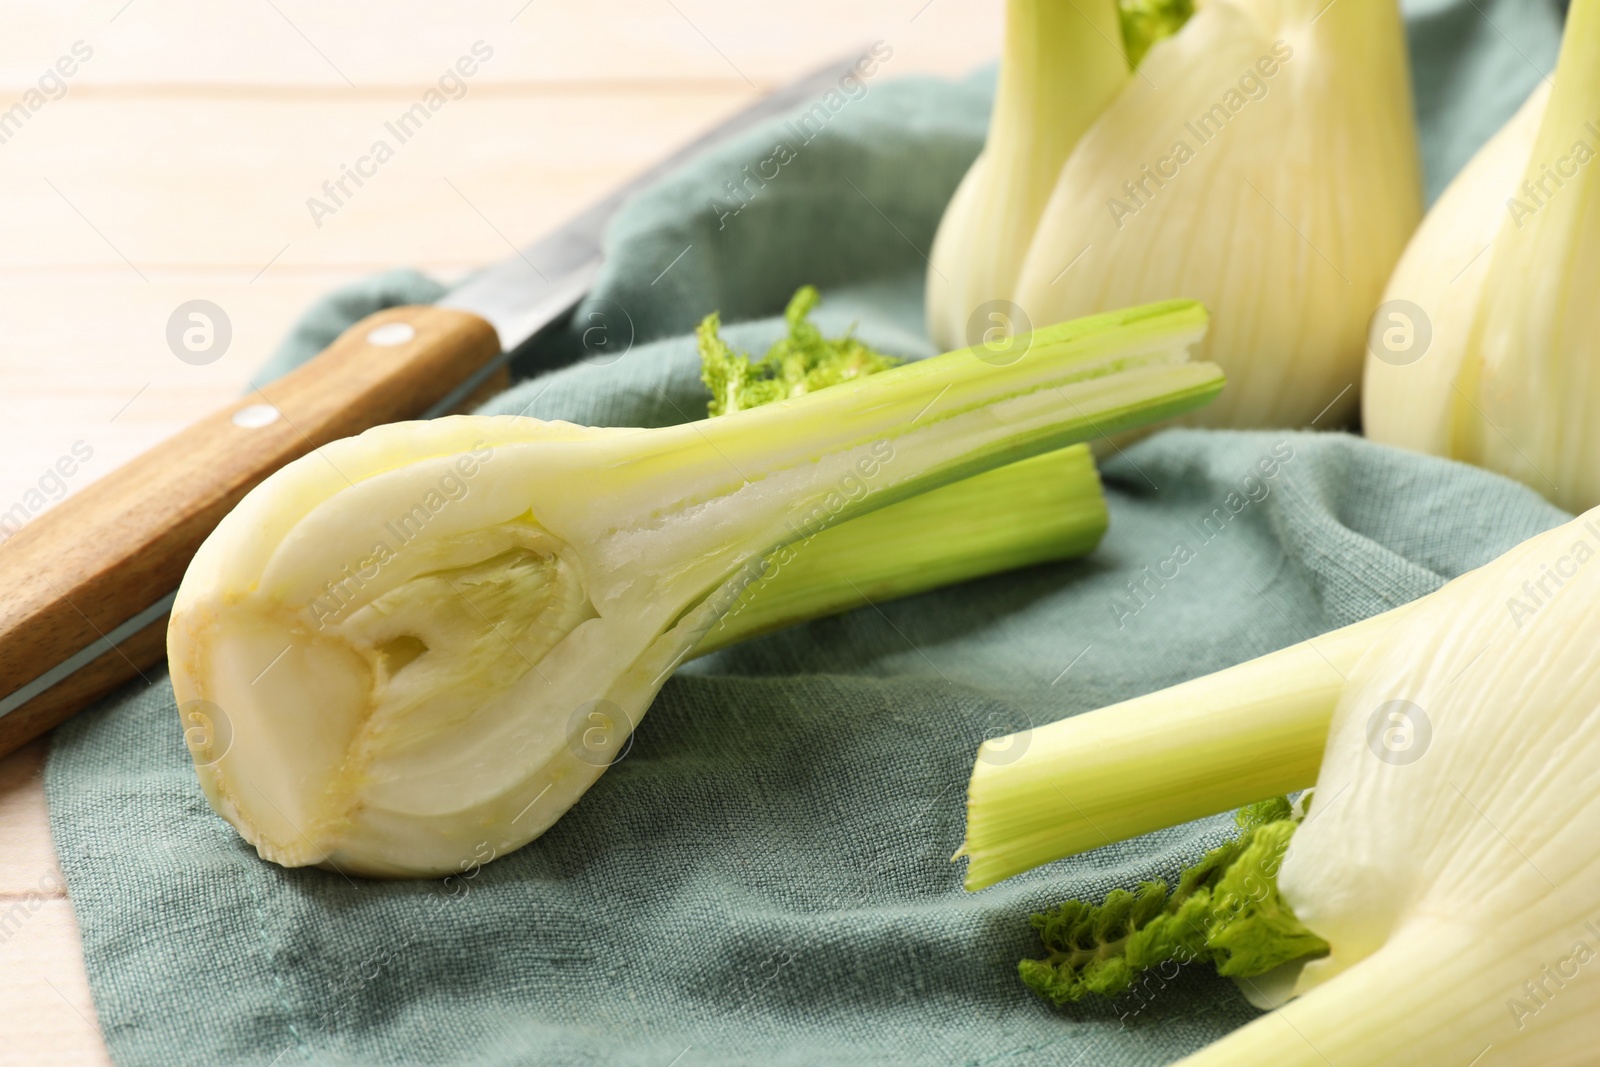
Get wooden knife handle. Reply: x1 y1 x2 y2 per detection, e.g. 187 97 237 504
0 304 504 756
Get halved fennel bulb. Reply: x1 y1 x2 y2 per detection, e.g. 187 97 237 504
170 301 1223 878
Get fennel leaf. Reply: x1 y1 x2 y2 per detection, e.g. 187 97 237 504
697 285 901 418
1119 0 1194 69
1020 796 1329 1005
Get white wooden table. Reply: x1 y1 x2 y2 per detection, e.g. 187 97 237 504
0 2 999 1060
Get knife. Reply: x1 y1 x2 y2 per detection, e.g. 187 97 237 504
0 55 864 757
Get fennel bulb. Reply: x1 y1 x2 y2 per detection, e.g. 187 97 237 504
965 507 1600 1061
1365 0 1600 512
934 0 1423 429
1360 85 1549 459
171 301 1223 878
1182 506 1600 1064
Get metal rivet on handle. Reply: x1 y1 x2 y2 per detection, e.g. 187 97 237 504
232 403 281 429
366 322 416 347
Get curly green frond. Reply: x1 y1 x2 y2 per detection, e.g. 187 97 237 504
1020 796 1328 1006
697 286 902 418
1119 0 1194 68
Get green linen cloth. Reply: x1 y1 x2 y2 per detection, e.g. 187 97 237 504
46 3 1571 1064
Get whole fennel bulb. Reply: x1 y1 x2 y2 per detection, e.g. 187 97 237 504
1365 0 1600 512
1182 507 1600 1064
966 506 1600 1062
169 302 1222 878
931 0 1423 429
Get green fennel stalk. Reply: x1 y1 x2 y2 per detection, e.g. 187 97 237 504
693 287 1110 654
959 610 1406 890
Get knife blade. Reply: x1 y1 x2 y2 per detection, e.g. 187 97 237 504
431 54 872 412
0 54 866 755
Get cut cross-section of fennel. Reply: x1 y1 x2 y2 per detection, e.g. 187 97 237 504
170 300 1222 878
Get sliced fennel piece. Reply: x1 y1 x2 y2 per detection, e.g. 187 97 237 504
1367 0 1600 511
1173 506 1600 1065
926 0 1130 351
695 446 1106 655
170 300 1222 878
1010 0 1422 430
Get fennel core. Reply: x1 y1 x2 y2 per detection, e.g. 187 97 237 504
169 300 1223 878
